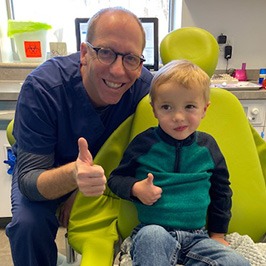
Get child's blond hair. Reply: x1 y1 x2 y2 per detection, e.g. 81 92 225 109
150 60 210 103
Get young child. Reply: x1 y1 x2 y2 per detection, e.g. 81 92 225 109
108 60 250 265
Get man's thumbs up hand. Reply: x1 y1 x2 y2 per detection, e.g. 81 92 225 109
77 137 94 166
75 137 106 196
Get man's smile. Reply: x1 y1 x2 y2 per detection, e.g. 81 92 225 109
104 79 124 89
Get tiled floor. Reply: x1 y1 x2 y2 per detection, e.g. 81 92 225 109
0 218 67 266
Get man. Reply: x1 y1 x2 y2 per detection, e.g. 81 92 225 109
6 7 153 266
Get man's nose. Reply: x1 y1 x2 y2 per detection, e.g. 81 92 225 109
109 55 126 74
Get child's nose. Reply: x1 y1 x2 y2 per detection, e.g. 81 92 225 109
173 110 184 121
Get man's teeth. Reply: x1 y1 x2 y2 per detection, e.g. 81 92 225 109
105 80 122 88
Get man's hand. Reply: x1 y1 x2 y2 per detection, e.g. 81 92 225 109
132 173 162 205
75 137 106 196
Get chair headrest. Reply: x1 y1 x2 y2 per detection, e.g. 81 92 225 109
160 27 219 77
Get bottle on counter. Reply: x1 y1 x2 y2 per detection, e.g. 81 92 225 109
259 68 266 84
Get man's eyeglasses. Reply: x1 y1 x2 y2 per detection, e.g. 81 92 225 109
85 41 145 71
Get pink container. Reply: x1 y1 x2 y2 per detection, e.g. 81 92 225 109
234 63 247 81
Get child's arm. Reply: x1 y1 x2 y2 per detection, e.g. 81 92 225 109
206 134 232 243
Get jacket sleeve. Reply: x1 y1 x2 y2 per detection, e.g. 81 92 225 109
16 148 54 201
108 129 153 201
206 135 232 233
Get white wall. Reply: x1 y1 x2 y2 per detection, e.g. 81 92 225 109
0 0 13 62
180 0 266 70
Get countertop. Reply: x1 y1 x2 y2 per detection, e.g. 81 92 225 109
230 89 266 100
0 80 23 101
1 80 266 122
0 79 266 101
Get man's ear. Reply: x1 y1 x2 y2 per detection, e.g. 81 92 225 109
80 42 88 65
135 62 143 78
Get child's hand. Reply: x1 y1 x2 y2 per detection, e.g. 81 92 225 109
209 232 230 246
132 173 162 205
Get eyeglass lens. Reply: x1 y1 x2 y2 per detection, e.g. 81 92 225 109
97 48 142 70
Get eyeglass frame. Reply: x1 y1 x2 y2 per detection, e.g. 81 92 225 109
85 41 145 71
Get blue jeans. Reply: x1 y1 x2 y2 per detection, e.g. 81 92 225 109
130 224 250 266
5 173 69 266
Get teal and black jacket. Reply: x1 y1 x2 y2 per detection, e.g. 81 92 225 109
108 126 232 233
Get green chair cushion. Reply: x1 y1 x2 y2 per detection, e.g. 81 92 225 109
160 27 219 77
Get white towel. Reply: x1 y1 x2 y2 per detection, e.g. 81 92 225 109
225 232 266 266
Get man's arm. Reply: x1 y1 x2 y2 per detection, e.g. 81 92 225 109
36 161 77 200
18 138 106 201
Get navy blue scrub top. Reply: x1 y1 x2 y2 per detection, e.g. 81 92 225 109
13 52 153 167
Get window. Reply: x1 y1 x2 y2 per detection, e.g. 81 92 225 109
9 0 170 55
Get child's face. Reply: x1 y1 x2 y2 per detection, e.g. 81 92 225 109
152 82 210 140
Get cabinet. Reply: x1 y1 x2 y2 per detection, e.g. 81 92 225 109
0 128 12 217
240 99 266 139
0 81 21 218
231 90 266 140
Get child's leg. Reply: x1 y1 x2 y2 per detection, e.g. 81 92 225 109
131 224 179 266
184 236 250 266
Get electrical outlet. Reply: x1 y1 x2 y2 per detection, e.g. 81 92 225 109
217 34 227 56
224 45 232 59
217 34 227 44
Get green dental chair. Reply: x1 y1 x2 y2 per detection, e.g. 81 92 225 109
7 88 266 265
7 27 266 265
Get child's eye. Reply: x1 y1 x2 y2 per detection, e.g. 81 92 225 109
186 104 196 109
161 105 171 110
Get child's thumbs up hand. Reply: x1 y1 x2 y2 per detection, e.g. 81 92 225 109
132 173 162 205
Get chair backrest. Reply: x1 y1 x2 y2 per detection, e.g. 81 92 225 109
160 27 219 77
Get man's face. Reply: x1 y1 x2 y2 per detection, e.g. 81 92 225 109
80 13 144 107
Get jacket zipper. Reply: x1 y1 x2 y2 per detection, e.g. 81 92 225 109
174 142 182 172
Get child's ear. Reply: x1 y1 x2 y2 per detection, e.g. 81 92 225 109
150 101 158 119
202 101 211 118
205 101 211 110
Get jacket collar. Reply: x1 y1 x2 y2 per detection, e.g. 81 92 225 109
156 125 196 147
